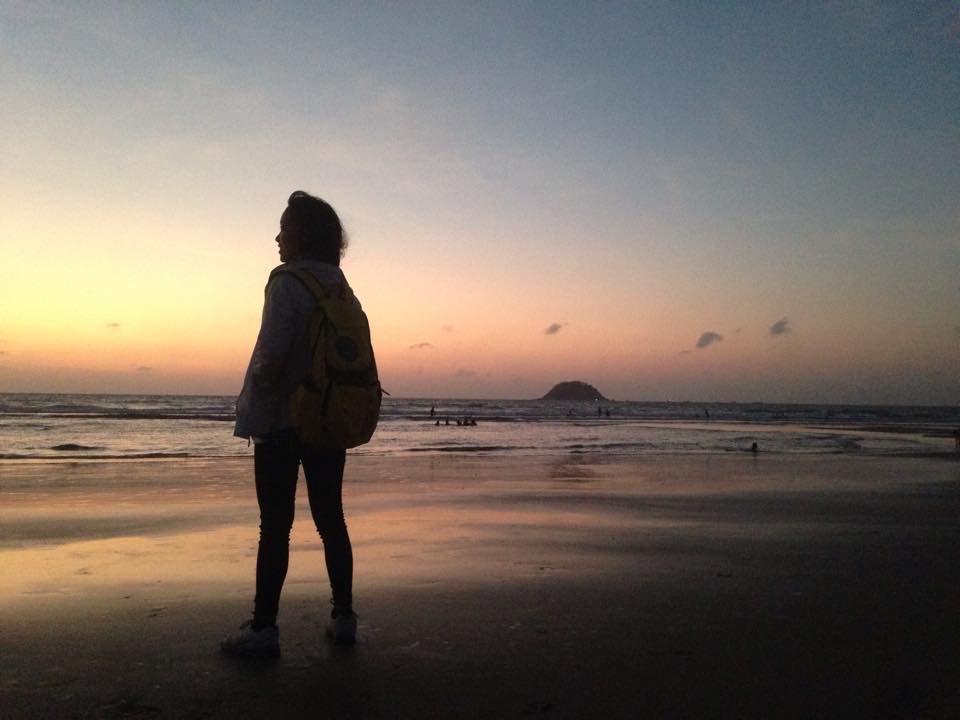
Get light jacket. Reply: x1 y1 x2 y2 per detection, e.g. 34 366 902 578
234 259 351 439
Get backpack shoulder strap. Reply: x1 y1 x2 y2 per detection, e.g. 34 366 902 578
268 266 332 303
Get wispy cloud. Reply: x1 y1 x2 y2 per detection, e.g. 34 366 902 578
545 322 566 336
135 366 152 373
0 350 8 356
770 317 790 336
106 322 121 329
409 342 435 350
696 331 723 349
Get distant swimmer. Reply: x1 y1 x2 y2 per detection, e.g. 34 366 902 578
429 406 435 417
751 442 758 453
705 409 710 421
435 420 440 426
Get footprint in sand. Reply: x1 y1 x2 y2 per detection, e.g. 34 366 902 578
93 697 160 719
523 701 555 715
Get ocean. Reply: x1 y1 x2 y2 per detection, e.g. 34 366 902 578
1 393 957 461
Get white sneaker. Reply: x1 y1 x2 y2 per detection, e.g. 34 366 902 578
326 609 357 646
220 620 280 658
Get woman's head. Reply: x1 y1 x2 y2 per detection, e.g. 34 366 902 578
276 190 347 265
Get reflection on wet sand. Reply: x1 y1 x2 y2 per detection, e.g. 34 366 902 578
2 453 959 718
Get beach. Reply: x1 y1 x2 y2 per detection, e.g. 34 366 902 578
2 453 958 719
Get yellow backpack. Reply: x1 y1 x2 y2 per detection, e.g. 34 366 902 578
270 266 381 450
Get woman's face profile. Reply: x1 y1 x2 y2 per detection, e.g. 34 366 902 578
276 208 302 262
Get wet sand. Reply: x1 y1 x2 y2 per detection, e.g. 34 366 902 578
2 453 959 719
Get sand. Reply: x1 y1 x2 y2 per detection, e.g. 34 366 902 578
1 453 958 719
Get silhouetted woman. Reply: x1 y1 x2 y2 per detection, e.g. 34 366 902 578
223 191 359 657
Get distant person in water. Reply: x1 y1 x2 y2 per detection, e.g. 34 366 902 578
224 191 359 657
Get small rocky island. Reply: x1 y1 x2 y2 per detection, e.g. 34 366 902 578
541 381 608 402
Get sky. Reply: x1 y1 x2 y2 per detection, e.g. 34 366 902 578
1 1 958 403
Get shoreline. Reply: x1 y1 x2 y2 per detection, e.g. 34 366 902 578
5 393 959 463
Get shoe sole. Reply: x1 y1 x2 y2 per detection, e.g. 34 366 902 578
326 627 356 646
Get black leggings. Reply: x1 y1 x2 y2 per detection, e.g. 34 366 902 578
253 441 352 625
